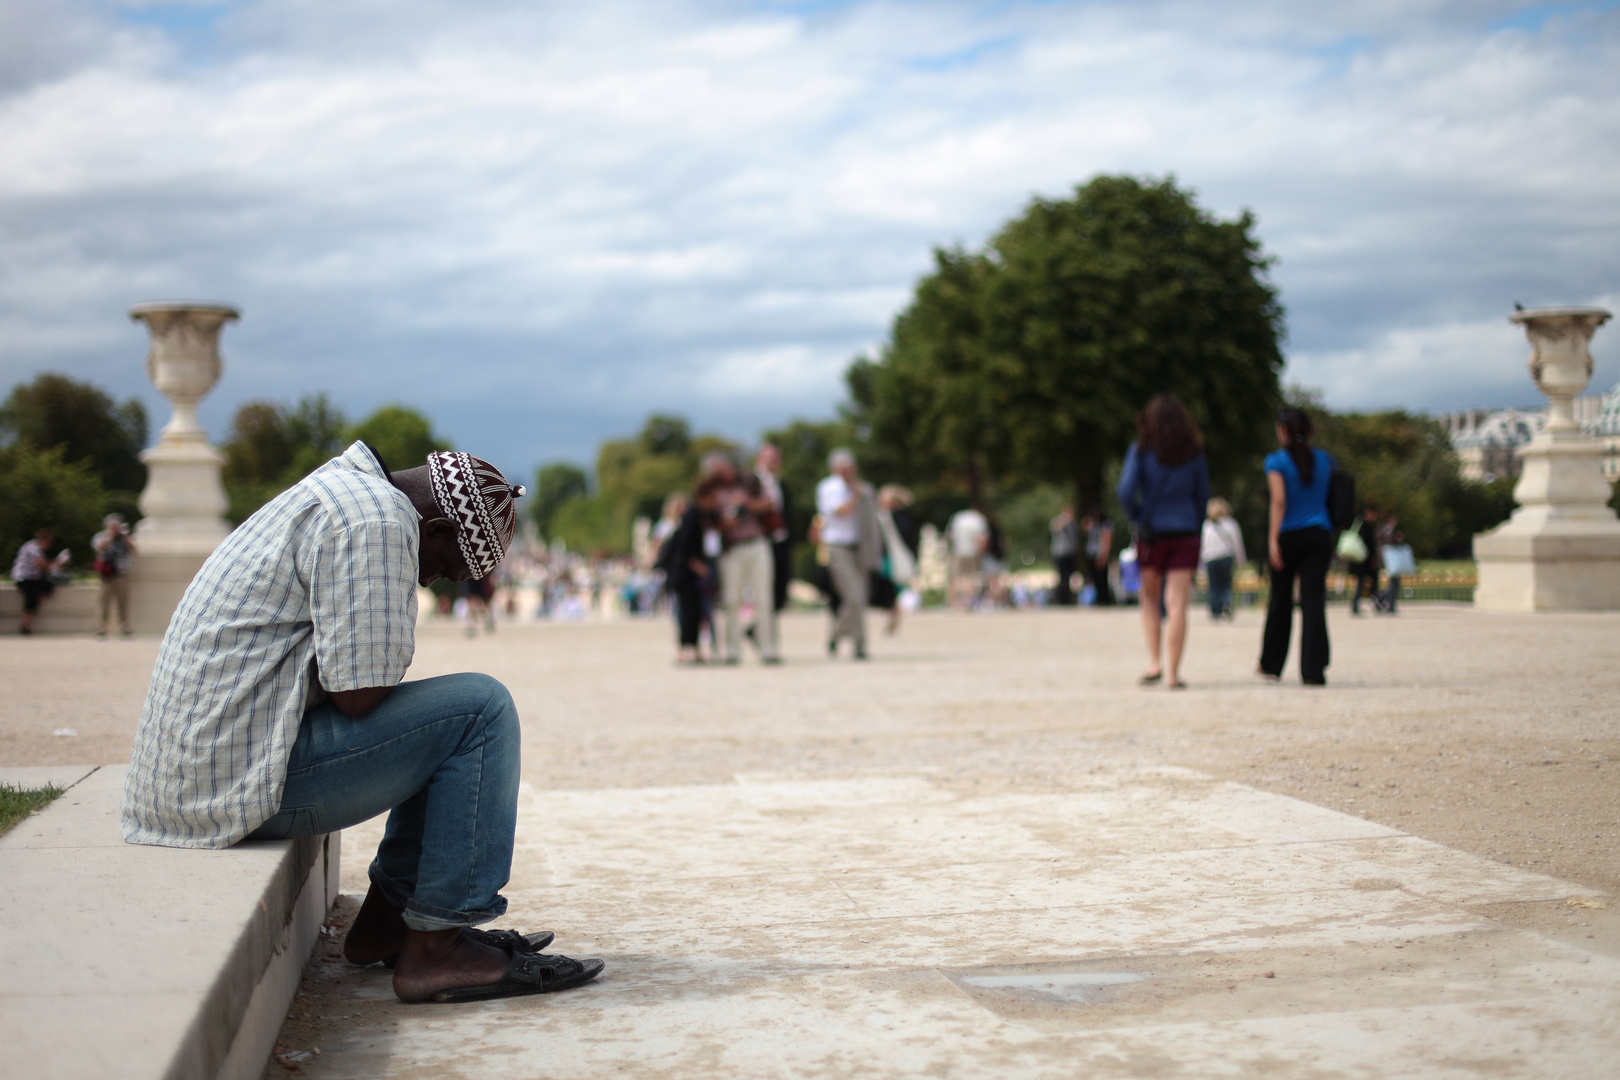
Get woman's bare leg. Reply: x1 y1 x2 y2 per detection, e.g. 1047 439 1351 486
1139 568 1163 677
1165 568 1194 686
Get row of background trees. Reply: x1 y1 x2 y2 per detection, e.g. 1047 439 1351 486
0 173 1561 577
0 371 451 567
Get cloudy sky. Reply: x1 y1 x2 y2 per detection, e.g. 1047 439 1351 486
2 0 1618 475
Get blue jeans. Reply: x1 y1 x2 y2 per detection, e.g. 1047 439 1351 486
246 673 521 931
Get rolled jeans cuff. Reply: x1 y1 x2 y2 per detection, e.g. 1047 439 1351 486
369 861 509 931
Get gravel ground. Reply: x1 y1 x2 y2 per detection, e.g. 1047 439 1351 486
3 605 1616 894
3 602 1617 1072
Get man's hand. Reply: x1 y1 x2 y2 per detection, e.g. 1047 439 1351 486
329 685 395 718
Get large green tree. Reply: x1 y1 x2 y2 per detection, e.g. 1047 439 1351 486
851 175 1285 511
0 373 148 501
531 463 588 541
221 395 351 524
348 405 450 471
0 444 108 570
1300 393 1515 558
546 415 737 555
221 398 452 524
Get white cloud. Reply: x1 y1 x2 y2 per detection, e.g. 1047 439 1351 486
0 0 1617 472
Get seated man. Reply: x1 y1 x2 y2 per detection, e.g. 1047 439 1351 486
121 443 602 1004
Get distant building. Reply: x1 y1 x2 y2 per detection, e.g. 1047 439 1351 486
1438 389 1618 483
1595 386 1620 483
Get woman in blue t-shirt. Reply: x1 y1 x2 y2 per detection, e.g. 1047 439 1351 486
1258 407 1335 684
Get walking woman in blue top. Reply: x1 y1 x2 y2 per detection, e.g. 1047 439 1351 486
1258 407 1336 685
1117 394 1210 689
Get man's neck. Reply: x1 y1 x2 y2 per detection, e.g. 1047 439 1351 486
388 467 439 520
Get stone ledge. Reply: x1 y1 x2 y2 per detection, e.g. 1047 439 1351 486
1473 527 1620 560
0 765 338 1080
0 583 102 634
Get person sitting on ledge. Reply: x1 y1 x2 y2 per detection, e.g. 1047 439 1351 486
120 442 603 1004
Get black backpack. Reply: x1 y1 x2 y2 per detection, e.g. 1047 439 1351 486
1327 469 1356 532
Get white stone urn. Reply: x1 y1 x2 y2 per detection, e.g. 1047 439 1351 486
133 302 238 445
126 302 237 632
1517 307 1611 434
1475 305 1620 610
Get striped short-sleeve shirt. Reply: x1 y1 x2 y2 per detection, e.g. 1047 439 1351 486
121 442 419 848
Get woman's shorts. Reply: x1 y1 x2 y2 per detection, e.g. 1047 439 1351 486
1139 534 1201 575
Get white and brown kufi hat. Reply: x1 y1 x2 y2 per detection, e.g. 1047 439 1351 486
425 452 525 579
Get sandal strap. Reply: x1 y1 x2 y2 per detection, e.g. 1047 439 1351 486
507 951 588 988
466 928 544 952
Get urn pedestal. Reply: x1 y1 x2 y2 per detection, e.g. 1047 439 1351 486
126 302 239 634
1474 306 1620 610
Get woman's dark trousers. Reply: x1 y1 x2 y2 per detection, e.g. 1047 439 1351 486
1055 554 1077 604
1260 527 1334 683
675 582 704 647
1205 556 1235 617
1350 566 1377 614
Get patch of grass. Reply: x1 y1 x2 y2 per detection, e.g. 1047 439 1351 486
0 783 63 838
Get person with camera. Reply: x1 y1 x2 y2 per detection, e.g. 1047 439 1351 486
91 513 138 637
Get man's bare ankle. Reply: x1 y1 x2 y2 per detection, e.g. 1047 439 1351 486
392 929 508 1002
343 886 409 965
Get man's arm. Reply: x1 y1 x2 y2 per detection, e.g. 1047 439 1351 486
307 521 416 712
328 685 395 718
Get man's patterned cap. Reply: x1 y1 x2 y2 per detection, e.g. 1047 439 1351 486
425 452 526 579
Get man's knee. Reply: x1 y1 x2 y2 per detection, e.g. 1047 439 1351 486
441 672 517 728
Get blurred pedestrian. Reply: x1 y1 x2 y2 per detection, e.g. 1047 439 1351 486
455 575 496 636
876 485 917 635
92 513 137 636
816 449 881 659
754 444 794 614
669 479 721 665
945 505 988 609
1199 498 1245 621
1347 504 1381 616
1117 394 1209 689
1050 505 1079 605
1080 508 1114 606
706 452 780 665
1258 407 1337 685
982 514 1009 608
12 528 68 636
1375 511 1409 615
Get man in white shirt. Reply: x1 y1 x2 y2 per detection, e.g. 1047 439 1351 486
946 507 989 610
122 444 602 1004
815 448 880 659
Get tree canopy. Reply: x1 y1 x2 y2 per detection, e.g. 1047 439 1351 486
0 373 148 499
531 463 588 540
0 444 108 570
849 175 1285 510
349 405 451 471
1299 392 1515 558
544 415 737 555
220 397 447 524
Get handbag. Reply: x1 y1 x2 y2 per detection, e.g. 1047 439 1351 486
1335 529 1368 564
1381 544 1416 577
